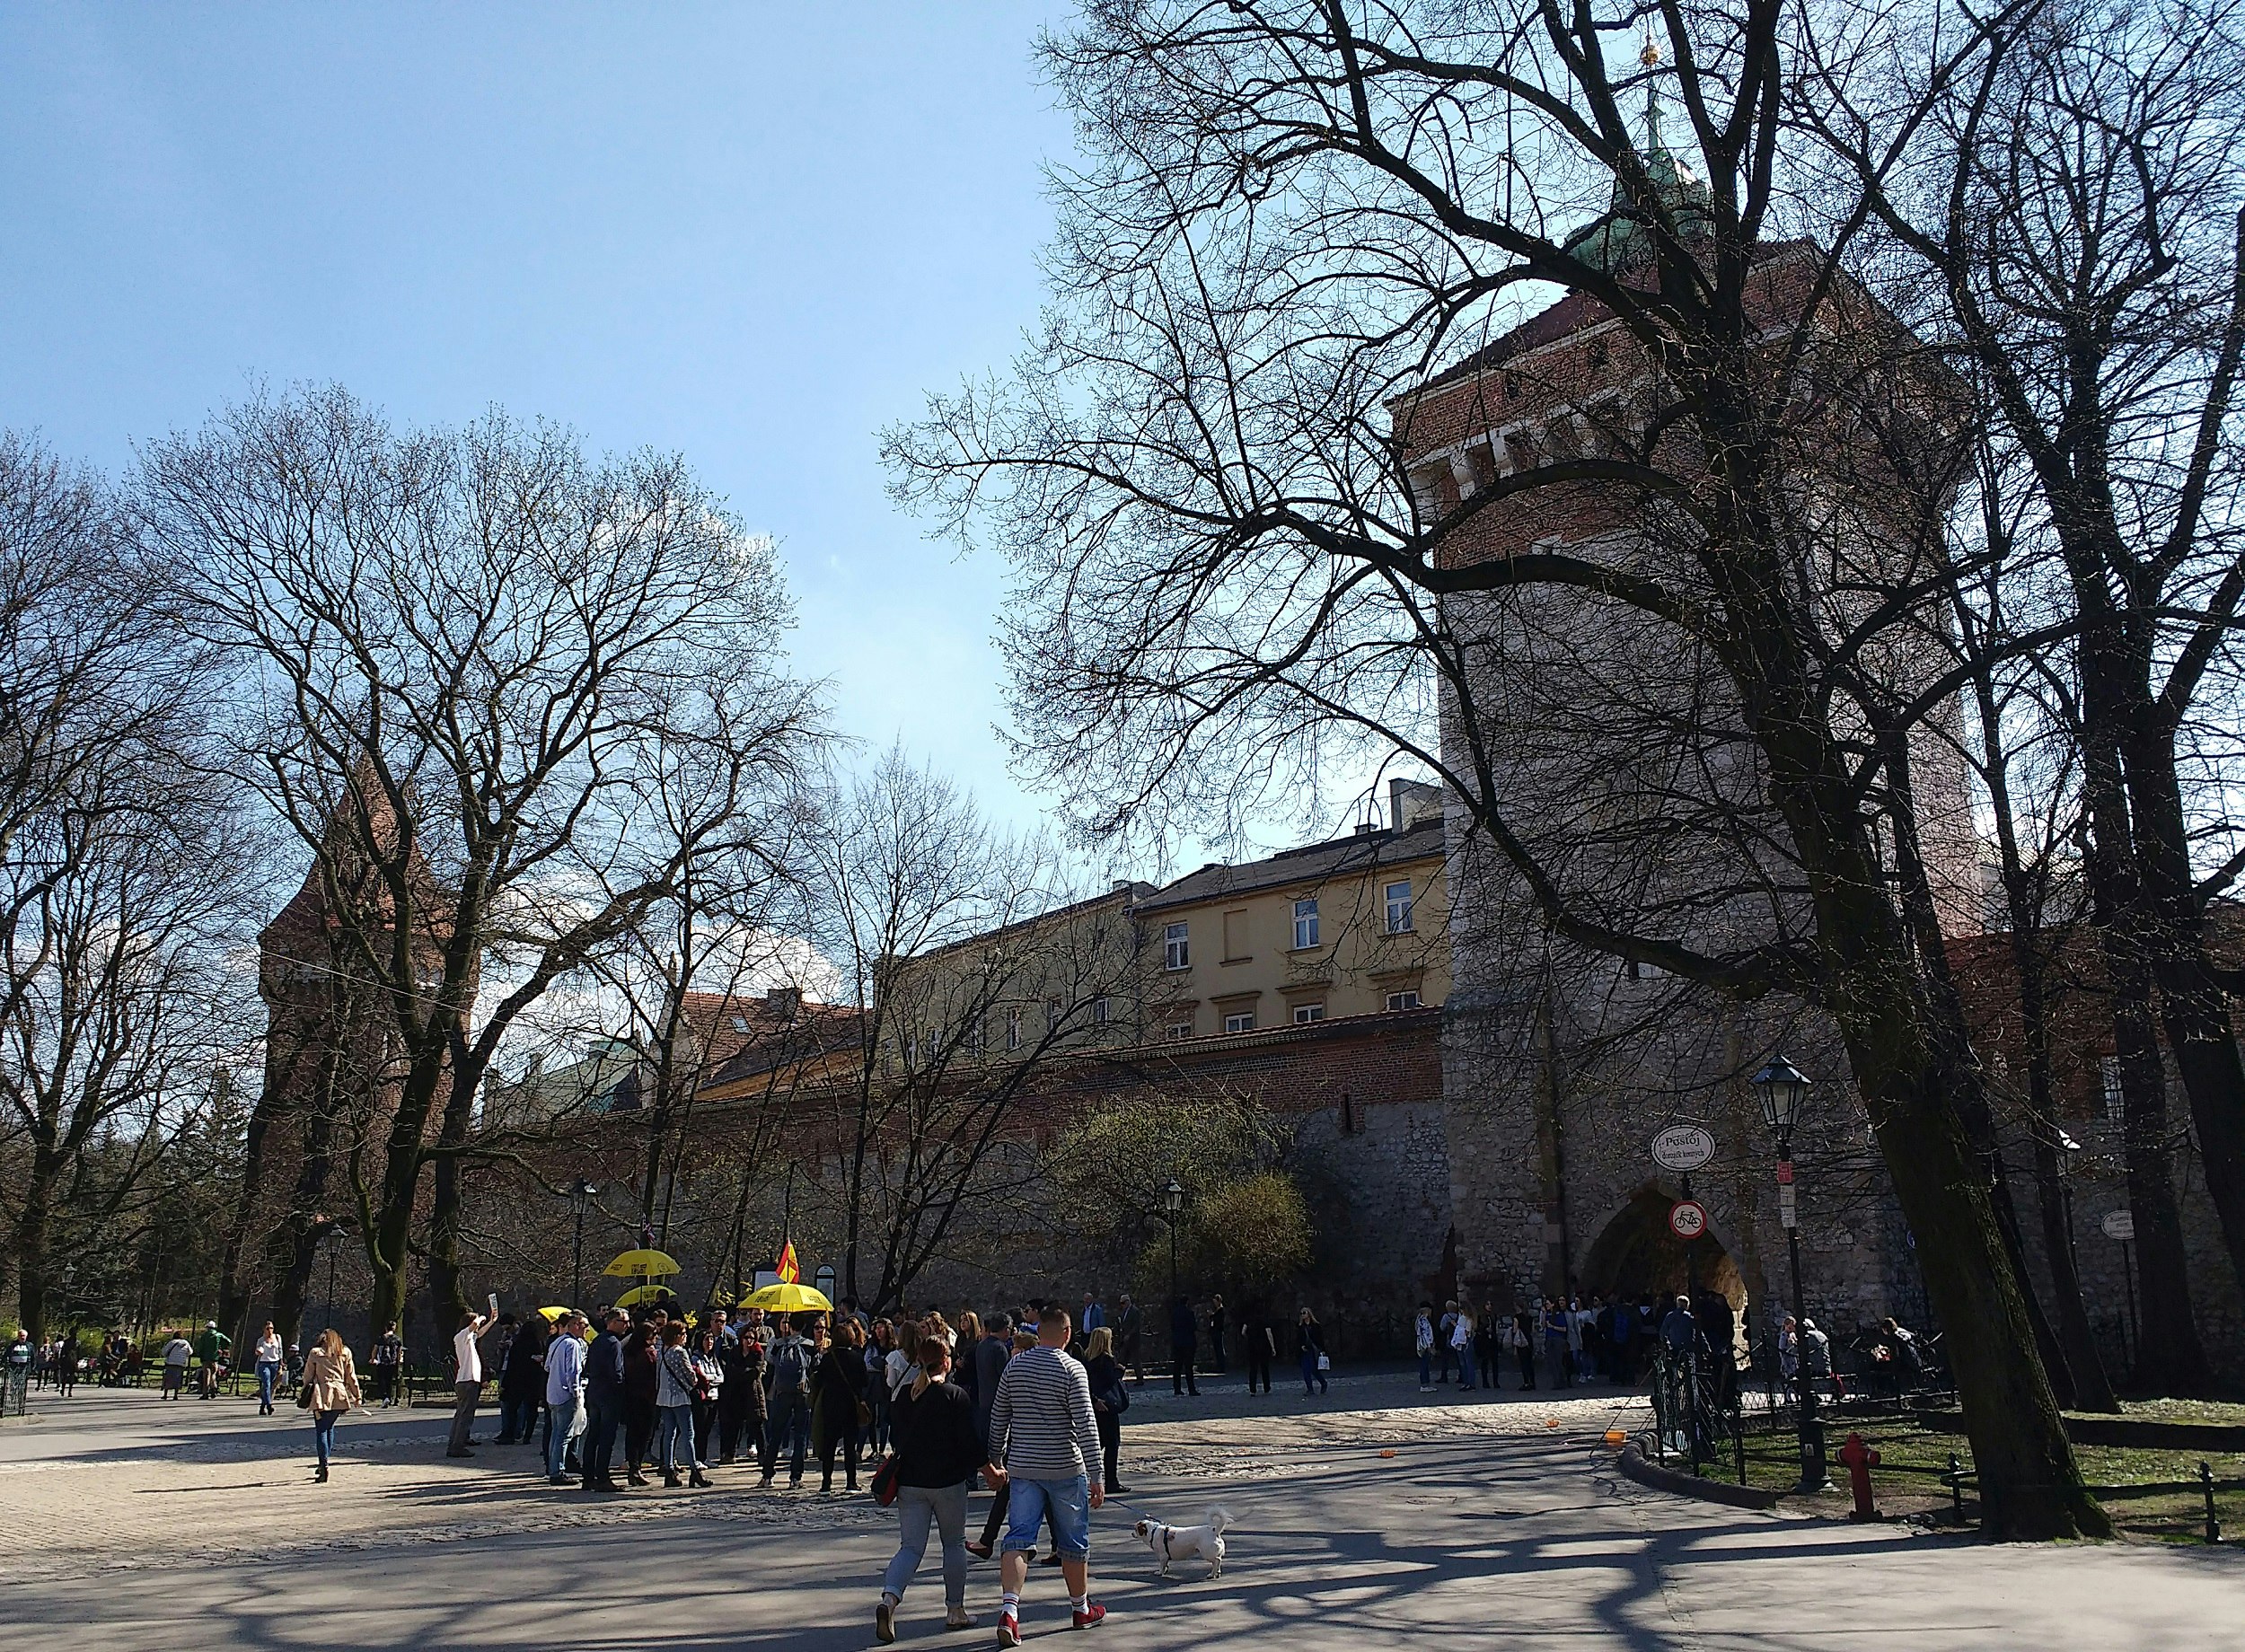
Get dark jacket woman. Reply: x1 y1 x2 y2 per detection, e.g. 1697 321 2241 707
1085 1337 1129 1493
812 1336 868 1491
889 1372 981 1489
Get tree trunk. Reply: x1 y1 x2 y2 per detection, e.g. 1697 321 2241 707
11 1161 55 1340
2109 971 2212 1395
2081 731 2213 1396
2124 731 2245 1309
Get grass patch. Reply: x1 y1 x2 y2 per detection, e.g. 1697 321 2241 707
1662 1408 2242 1541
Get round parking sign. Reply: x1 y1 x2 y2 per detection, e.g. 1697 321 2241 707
1668 1199 1708 1241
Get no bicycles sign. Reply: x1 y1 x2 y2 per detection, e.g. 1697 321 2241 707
1668 1199 1709 1241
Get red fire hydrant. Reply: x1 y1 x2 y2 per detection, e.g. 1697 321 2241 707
1839 1431 1880 1521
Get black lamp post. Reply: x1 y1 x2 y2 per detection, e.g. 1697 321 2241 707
320 1224 348 1337
1753 1055 1829 1492
1161 1178 1185 1303
569 1179 599 1312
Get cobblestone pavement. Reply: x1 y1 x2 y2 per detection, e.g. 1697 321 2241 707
5 1372 2240 1651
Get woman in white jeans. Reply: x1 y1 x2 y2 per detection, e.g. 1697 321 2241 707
876 1332 982 1642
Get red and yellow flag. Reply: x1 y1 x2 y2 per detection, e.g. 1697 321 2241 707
775 1240 799 1285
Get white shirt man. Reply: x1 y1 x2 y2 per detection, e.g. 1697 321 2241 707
446 1310 491 1458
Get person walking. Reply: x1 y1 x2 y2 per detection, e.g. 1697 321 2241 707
253 1322 286 1415
1114 1294 1142 1385
761 1314 815 1488
446 1307 492 1457
876 1332 982 1642
1168 1296 1199 1396
1206 1295 1228 1375
1413 1303 1436 1393
1082 1325 1130 1495
983 1308 1106 1646
543 1312 586 1485
814 1318 868 1493
194 1322 229 1400
160 1328 192 1399
966 1314 1017 1560
654 1322 704 1489
581 1308 627 1493
300 1328 362 1483
1295 1308 1329 1396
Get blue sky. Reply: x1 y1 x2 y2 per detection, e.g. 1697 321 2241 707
0 3 1082 838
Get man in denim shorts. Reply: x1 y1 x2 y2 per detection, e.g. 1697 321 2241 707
983 1306 1106 1645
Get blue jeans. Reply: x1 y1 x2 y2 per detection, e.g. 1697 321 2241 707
1457 1345 1478 1389
766 1386 810 1480
883 1479 969 1605
583 1394 621 1483
257 1361 279 1411
545 1397 580 1480
1417 1349 1431 1386
1003 1473 1089 1561
313 1408 340 1468
656 1402 695 1473
497 1393 538 1443
1300 1350 1327 1393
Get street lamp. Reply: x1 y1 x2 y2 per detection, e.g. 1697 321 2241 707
320 1224 348 1336
1161 1176 1186 1296
569 1180 599 1312
1752 1054 1829 1492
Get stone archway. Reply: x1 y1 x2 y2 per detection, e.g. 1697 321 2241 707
1579 1183 1745 1310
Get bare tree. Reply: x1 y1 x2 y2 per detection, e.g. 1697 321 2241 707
1811 0 2245 1342
144 385 822 1335
805 750 1149 1314
0 435 249 1338
888 2 2106 1533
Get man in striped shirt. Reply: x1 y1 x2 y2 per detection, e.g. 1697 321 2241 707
984 1307 1106 1643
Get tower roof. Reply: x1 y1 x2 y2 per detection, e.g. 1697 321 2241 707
1561 83 1711 274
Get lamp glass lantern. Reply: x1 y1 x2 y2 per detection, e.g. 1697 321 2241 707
1162 1178 1185 1217
1752 1056 1811 1138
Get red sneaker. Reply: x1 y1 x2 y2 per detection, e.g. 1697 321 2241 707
996 1612 1021 1648
1072 1604 1106 1630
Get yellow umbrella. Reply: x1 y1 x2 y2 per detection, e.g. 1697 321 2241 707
743 1280 832 1313
612 1283 680 1309
603 1247 682 1279
536 1305 570 1322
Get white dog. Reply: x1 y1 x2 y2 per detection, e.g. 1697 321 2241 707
1131 1507 1233 1578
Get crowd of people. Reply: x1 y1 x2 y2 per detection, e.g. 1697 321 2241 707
1413 1294 1694 1393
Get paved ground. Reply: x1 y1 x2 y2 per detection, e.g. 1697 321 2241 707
4 1370 2240 1650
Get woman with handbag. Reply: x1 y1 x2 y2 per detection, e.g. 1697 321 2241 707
300 1328 362 1483
1082 1325 1131 1495
814 1317 869 1494
1295 1307 1330 1396
874 1333 980 1642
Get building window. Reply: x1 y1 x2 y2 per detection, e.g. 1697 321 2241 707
1293 1003 1325 1024
1385 879 1414 934
1164 922 1189 971
964 1019 984 1055
2100 1055 2123 1122
1222 908 1249 961
1224 1011 1255 1034
1292 898 1320 950
1091 996 1109 1026
1006 1009 1022 1052
1165 1021 1193 1041
1385 990 1421 1012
